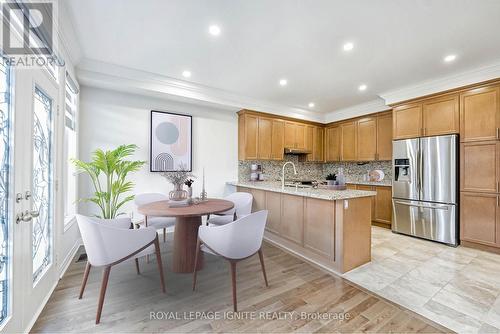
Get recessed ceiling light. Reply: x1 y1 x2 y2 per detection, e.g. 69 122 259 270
209 25 221 36
182 70 191 78
343 42 354 51
444 54 457 63
308 102 315 108
358 84 367 91
279 79 288 86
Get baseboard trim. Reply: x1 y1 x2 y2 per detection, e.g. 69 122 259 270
461 240 500 255
25 238 82 333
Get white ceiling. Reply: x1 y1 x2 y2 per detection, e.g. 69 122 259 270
66 0 500 114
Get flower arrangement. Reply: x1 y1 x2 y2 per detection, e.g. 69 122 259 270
160 163 195 201
184 178 194 187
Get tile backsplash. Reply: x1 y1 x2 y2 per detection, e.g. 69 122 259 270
238 155 392 182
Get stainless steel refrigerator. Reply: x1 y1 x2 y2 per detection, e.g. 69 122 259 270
392 134 458 246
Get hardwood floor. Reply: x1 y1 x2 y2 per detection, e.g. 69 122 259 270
32 234 450 333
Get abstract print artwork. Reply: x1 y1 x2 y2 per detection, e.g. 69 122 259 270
150 111 192 172
32 86 53 283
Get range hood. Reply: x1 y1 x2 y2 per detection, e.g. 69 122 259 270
284 148 312 154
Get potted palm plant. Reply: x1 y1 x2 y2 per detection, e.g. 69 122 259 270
72 144 146 219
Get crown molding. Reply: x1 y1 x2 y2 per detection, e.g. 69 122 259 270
323 99 390 123
76 58 325 122
380 60 500 105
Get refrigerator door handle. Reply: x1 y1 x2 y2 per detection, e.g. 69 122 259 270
393 201 450 211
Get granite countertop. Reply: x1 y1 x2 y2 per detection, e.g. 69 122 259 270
227 181 376 201
345 180 392 187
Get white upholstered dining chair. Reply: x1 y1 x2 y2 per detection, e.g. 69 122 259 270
134 193 176 242
206 192 253 226
75 215 166 324
193 210 269 311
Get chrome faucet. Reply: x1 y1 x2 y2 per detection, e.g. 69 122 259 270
281 161 298 190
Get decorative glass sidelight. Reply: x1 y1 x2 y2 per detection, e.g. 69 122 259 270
0 59 12 323
32 86 53 283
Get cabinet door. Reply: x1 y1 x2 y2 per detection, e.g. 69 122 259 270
305 125 314 161
460 86 500 142
393 104 422 139
280 194 304 244
265 191 281 234
304 198 334 258
271 119 285 160
284 122 296 148
461 142 499 193
356 185 375 220
313 127 324 161
374 186 392 225
357 117 377 161
257 117 272 159
251 188 266 212
377 112 393 160
295 123 306 149
423 95 459 136
346 184 356 190
460 192 499 246
325 126 340 162
243 115 258 159
340 121 357 161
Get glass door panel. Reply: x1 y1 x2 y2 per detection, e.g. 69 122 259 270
31 86 53 284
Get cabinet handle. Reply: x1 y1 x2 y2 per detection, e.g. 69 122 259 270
497 196 499 207
497 181 499 193
497 128 500 140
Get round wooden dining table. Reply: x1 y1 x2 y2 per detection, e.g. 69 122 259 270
138 198 234 273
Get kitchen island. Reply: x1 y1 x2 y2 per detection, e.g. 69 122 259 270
227 181 376 273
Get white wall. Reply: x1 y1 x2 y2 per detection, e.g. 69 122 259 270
78 87 238 218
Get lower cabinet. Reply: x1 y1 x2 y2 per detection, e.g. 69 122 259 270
265 191 281 234
354 184 392 228
304 198 334 258
460 192 500 247
280 194 304 244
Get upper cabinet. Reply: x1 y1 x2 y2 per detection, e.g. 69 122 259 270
393 103 422 139
357 117 377 161
340 121 357 161
271 119 285 160
376 112 393 160
257 117 272 160
393 94 460 140
238 114 258 160
239 112 285 161
422 95 459 136
460 85 500 142
325 126 340 162
284 121 306 149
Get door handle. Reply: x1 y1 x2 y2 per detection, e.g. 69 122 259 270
15 210 39 224
394 201 450 210
25 191 32 200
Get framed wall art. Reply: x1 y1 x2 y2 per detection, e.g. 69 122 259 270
150 110 192 172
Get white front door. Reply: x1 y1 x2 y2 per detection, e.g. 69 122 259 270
0 63 59 333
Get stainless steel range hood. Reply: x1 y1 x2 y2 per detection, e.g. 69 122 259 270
284 148 312 154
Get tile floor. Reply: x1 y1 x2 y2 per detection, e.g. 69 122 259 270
343 227 500 334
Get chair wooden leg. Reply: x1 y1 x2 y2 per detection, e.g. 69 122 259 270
135 258 140 275
230 261 237 312
258 249 269 287
78 262 91 299
206 214 210 225
145 216 150 263
163 228 166 242
192 238 201 291
96 266 111 324
154 236 166 293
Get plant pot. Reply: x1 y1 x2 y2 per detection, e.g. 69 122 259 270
327 180 336 186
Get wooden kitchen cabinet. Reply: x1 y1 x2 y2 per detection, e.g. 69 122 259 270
461 192 500 247
257 117 272 159
325 126 340 162
340 121 357 161
393 103 422 139
284 121 306 149
374 186 392 227
356 185 375 221
271 119 284 160
265 191 282 234
422 94 459 136
311 126 324 162
238 114 258 160
280 194 304 245
304 198 334 258
357 117 377 161
460 85 500 142
305 125 313 153
284 121 296 148
376 112 393 160
460 141 500 193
